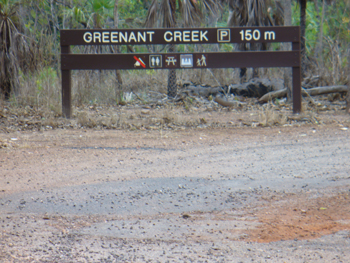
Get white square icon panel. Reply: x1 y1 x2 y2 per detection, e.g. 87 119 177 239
180 54 193 68
149 55 162 68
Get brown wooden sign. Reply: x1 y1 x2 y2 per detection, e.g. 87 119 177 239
61 51 300 70
60 26 301 118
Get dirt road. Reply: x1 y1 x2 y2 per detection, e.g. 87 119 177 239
1 124 350 262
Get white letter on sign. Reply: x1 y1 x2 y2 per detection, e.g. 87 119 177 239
192 30 199 42
138 32 146 42
119 32 127 43
111 32 118 43
147 31 155 42
220 31 227 40
93 32 101 43
102 32 109 43
183 31 190 42
200 31 208 41
164 31 172 42
129 32 137 42
83 32 92 43
174 31 182 42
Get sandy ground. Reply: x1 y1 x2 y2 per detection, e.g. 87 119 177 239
1 108 350 262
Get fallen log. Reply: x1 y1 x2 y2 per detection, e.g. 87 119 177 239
258 85 349 104
214 96 245 107
301 88 316 106
258 88 287 103
306 85 348 96
181 78 282 100
182 85 222 97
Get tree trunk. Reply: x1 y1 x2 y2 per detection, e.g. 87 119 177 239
114 0 123 104
347 50 350 114
300 0 307 78
167 45 177 98
284 0 293 102
314 0 325 63
50 0 57 42
167 0 177 98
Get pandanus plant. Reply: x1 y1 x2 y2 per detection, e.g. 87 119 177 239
0 0 30 99
144 0 220 98
227 0 283 27
144 0 286 95
227 0 284 80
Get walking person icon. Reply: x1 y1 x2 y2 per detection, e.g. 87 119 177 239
200 55 206 66
197 55 207 67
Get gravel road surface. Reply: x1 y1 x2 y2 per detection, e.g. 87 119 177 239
1 125 349 262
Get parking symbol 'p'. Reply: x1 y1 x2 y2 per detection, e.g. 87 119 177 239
217 29 230 42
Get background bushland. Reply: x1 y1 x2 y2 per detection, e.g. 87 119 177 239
0 0 349 112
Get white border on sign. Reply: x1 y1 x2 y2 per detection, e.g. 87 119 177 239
217 29 231 43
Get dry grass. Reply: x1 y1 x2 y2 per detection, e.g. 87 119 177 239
11 64 243 113
14 67 61 114
258 102 288 127
1 62 349 133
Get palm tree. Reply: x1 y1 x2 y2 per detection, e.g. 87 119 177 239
64 0 114 29
227 0 283 81
0 0 30 99
227 0 283 27
144 0 220 98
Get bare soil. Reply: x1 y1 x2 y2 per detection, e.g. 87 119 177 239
1 103 350 262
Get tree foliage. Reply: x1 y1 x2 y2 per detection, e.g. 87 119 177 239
292 0 350 83
1 0 350 99
227 0 283 27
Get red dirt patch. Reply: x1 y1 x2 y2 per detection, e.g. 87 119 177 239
246 190 350 243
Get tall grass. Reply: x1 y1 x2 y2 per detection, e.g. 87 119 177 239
14 67 61 112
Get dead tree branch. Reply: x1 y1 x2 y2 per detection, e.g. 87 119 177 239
259 85 349 104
